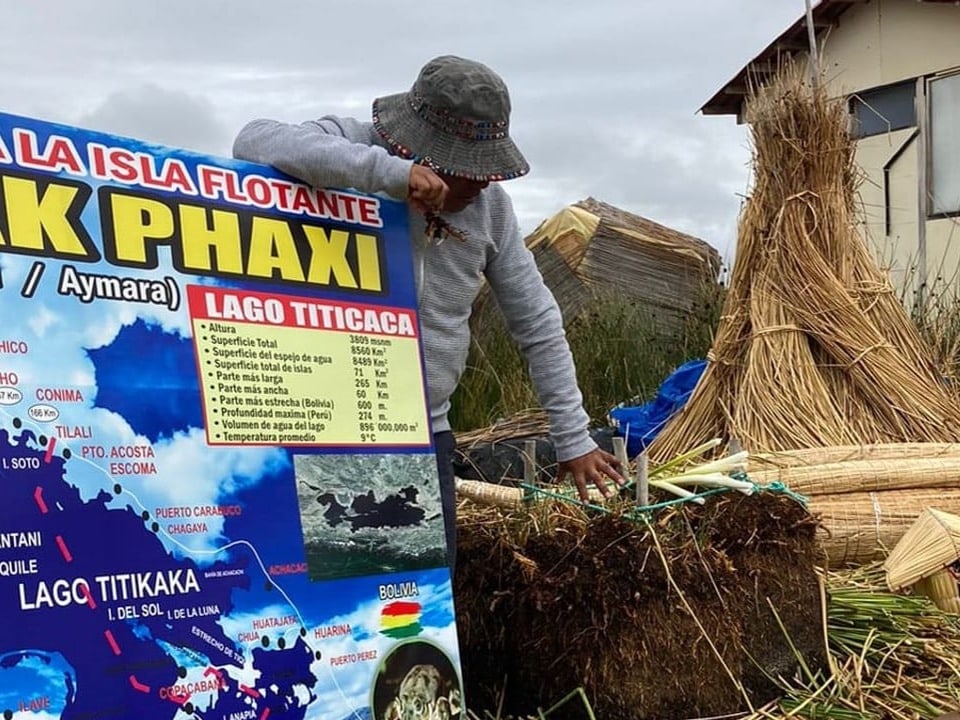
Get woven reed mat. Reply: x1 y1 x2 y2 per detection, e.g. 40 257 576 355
813 488 960 567
750 442 960 469
749 455 960 496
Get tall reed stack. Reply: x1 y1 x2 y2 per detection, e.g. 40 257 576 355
648 62 960 461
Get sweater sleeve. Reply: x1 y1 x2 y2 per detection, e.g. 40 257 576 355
232 116 412 200
484 192 598 462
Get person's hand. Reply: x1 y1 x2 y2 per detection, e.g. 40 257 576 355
408 165 448 214
557 448 626 502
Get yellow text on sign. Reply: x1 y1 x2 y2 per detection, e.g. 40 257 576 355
101 190 385 293
0 173 97 261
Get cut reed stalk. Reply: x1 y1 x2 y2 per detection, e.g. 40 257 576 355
749 562 960 719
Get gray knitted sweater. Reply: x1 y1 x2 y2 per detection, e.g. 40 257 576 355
232 116 596 461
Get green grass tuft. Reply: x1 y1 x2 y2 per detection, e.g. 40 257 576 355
449 283 723 432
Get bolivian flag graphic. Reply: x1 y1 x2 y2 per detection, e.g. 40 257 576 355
379 601 423 639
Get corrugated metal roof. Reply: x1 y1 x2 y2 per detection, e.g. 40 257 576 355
699 0 864 119
701 0 960 119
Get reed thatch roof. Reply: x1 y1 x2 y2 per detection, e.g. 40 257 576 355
523 197 721 329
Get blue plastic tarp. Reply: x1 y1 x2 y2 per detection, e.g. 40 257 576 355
608 359 707 457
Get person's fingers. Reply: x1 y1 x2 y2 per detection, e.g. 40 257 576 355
595 450 626 484
435 181 449 209
602 462 626 485
409 166 449 212
578 469 610 499
409 196 431 215
574 477 590 502
593 473 612 497
411 186 445 213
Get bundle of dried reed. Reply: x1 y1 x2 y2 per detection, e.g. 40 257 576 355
648 61 960 463
884 507 960 593
914 569 960 614
454 409 549 449
455 479 525 508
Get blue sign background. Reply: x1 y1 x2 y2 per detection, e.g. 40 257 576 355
0 112 461 720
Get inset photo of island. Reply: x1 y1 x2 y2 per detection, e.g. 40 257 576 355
293 452 447 581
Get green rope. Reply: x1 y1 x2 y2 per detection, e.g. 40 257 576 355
626 487 729 516
518 472 808 521
750 479 809 506
730 470 810 505
520 483 538 505
518 483 614 515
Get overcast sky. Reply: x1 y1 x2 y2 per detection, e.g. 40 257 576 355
0 1 805 260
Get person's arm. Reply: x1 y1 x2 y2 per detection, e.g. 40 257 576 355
484 191 624 499
233 116 449 211
232 116 413 198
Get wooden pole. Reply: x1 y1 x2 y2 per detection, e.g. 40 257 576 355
804 0 820 89
637 452 649 507
611 436 630 487
523 439 537 485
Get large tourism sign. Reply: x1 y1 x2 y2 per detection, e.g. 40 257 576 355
0 112 462 720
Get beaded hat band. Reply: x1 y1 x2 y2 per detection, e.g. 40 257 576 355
372 55 530 182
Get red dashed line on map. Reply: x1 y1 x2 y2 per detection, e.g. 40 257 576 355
78 582 97 610
23 443 298 713
129 675 151 693
55 535 73 562
104 630 121 656
33 486 48 513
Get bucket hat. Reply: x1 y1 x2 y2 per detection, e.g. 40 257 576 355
372 55 530 182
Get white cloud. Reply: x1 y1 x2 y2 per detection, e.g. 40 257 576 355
0 0 805 252
77 84 230 157
27 304 61 338
142 429 289 553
